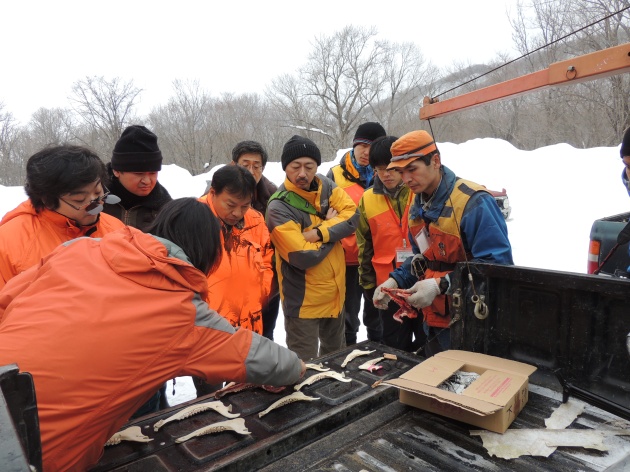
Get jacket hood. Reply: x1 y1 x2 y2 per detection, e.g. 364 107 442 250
0 200 37 226
99 226 209 298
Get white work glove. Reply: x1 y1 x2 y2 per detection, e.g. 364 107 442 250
405 278 441 309
373 278 398 310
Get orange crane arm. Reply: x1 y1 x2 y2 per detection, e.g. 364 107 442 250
420 43 630 120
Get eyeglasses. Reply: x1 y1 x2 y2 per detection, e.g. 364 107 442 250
239 163 263 172
59 186 120 215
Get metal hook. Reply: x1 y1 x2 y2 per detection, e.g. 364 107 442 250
472 294 488 320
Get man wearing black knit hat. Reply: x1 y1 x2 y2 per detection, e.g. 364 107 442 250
266 135 360 360
620 127 630 196
327 122 386 346
103 125 172 232
104 124 173 415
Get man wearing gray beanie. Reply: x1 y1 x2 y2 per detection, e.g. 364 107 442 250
266 135 360 360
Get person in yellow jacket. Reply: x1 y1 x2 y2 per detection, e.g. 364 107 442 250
356 136 424 352
0 144 124 290
0 198 305 472
327 122 386 345
266 135 360 360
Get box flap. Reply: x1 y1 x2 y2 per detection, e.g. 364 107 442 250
385 378 501 416
399 356 464 387
437 350 537 377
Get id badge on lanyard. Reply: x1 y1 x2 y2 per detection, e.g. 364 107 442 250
396 241 413 264
415 227 430 254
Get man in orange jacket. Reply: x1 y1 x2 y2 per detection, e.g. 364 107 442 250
196 165 274 396
0 144 124 290
0 198 306 472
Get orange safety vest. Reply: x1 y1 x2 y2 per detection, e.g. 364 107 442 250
362 188 414 286
329 152 367 265
408 179 487 328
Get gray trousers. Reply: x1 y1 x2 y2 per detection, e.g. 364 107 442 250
284 312 346 360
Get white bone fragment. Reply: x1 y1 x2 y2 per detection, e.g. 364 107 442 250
105 426 153 446
305 362 330 372
153 400 239 431
294 371 352 391
340 349 375 368
358 356 385 372
174 418 250 443
258 391 320 418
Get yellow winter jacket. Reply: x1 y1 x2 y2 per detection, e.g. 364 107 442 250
266 174 359 319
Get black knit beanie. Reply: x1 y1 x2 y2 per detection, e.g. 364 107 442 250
353 122 386 147
281 135 322 170
621 127 630 158
111 125 163 172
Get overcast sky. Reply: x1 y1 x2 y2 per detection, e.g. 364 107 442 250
1 0 518 123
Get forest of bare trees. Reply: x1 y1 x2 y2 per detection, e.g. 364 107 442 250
0 0 628 186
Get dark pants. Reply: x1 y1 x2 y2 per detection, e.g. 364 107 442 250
422 323 451 357
285 312 346 360
130 383 168 419
344 265 382 345
262 292 281 340
380 300 427 353
192 377 224 398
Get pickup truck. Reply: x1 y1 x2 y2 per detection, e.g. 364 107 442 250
487 188 511 220
3 261 630 471
588 211 630 276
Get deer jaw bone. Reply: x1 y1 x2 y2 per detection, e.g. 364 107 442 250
305 362 330 372
358 357 385 372
294 371 352 391
340 349 375 368
258 391 320 418
105 426 153 446
175 418 250 443
153 400 239 432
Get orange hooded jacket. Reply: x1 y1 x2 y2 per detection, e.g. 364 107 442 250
199 195 273 334
0 200 125 289
0 226 300 471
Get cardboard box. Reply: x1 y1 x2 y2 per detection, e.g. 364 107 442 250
384 350 536 433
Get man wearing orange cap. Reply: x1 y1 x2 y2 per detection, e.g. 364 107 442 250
373 130 513 355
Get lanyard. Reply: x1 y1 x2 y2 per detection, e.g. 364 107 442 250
384 192 412 246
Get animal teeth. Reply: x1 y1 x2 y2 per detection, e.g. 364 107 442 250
340 349 375 367
105 426 153 446
258 391 320 418
174 418 250 443
294 371 352 391
153 400 239 431
358 357 385 372
305 362 330 372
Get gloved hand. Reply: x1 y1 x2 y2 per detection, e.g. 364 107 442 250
405 278 441 309
373 278 398 310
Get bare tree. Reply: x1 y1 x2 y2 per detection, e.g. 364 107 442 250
0 104 22 185
70 76 142 157
148 80 213 174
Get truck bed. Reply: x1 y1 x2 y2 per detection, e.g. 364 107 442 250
92 342 630 472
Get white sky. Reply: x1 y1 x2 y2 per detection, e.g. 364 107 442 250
1 0 518 123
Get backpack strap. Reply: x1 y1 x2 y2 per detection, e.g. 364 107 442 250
269 190 327 220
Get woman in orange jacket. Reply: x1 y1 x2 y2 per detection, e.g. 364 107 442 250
0 145 124 290
0 198 305 472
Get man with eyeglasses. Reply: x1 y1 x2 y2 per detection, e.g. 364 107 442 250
373 130 513 356
327 122 386 346
103 125 172 232
231 140 281 341
0 145 124 290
